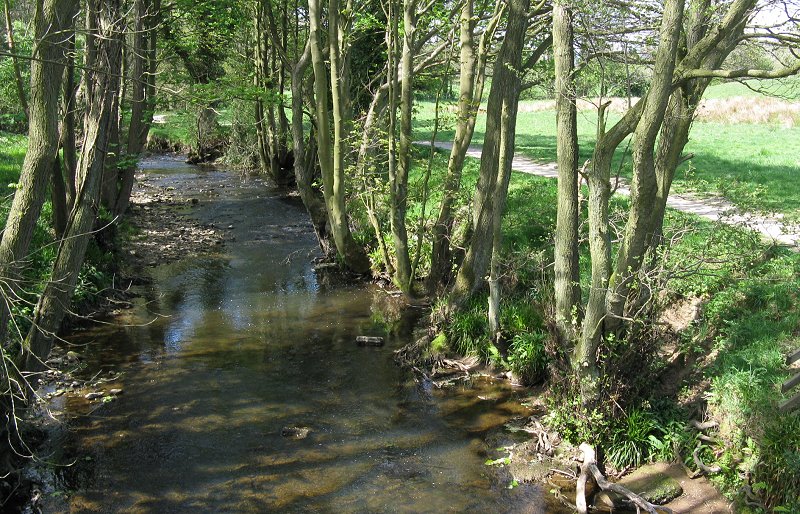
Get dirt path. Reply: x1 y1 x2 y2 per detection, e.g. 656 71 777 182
423 141 800 248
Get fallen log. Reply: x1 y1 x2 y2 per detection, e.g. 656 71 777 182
577 443 673 514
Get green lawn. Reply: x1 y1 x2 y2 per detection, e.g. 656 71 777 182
414 98 800 217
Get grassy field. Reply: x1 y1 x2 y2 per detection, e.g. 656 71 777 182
414 86 800 217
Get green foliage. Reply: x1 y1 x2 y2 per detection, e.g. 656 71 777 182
447 298 489 357
507 331 548 385
148 111 196 147
606 408 666 470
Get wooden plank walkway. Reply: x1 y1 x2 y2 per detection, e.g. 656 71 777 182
418 141 800 249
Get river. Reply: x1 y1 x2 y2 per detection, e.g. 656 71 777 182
43 157 561 513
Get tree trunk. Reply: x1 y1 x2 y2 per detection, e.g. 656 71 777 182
291 40 332 256
388 0 415 295
23 0 122 371
3 0 28 119
61 32 78 209
429 0 502 290
115 0 159 215
605 0 685 334
552 0 581 341
308 0 370 273
0 0 78 347
450 0 530 304
50 154 68 238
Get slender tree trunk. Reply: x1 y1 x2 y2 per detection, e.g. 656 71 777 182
3 0 28 120
552 0 581 341
61 33 78 209
101 88 121 208
429 0 502 290
291 41 332 256
450 0 530 304
50 154 68 238
23 0 122 371
605 0 685 332
308 0 370 273
0 0 78 347
254 1 271 174
115 0 159 215
387 0 415 295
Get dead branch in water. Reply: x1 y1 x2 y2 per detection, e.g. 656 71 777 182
576 443 674 514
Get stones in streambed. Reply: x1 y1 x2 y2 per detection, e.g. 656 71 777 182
594 462 683 511
281 426 311 439
356 336 385 347
84 391 104 400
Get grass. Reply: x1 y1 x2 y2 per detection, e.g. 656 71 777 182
703 77 800 100
149 110 197 147
414 88 800 217
0 132 27 187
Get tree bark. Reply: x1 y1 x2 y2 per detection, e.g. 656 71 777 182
552 0 581 341
291 41 332 256
0 0 78 347
605 0 685 333
308 0 370 273
114 0 158 216
23 0 122 371
389 0 415 296
429 0 502 290
450 0 531 304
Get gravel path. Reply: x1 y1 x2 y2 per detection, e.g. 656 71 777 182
422 141 799 248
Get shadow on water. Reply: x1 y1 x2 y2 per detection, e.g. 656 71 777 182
49 156 564 513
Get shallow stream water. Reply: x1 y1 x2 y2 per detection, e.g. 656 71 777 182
47 157 561 513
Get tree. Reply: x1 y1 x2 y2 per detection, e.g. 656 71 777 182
552 0 580 341
23 0 124 372
428 0 503 291
552 0 800 406
387 0 416 296
450 0 536 304
0 0 79 348
308 0 371 273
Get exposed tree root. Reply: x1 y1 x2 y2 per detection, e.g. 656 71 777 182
691 441 722 477
688 419 721 478
577 443 674 514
